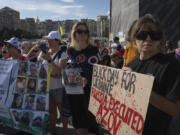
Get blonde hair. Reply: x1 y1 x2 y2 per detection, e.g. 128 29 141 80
70 22 90 49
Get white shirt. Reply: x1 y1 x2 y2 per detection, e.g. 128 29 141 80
111 43 118 52
38 51 68 89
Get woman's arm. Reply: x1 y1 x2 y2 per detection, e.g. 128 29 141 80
150 91 180 116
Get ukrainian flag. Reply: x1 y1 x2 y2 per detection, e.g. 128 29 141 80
58 21 64 37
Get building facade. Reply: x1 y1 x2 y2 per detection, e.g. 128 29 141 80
0 7 20 30
81 19 97 36
97 16 109 37
110 0 180 44
0 6 110 38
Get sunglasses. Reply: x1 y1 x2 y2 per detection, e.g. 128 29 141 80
75 29 89 34
2 50 7 54
33 49 39 53
135 30 162 41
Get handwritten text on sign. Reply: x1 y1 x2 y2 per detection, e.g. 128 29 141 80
89 64 154 135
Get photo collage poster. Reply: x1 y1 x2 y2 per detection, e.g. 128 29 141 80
8 61 50 135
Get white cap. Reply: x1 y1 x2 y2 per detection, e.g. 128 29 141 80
5 37 22 51
44 31 61 40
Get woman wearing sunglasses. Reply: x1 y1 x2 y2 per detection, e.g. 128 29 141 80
66 22 101 135
125 14 180 135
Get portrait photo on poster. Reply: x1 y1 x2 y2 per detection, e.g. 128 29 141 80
37 80 47 95
23 94 35 110
11 94 24 109
27 79 37 93
18 62 27 76
36 95 46 111
39 64 48 79
10 109 21 123
15 77 26 93
19 111 33 126
63 68 84 94
28 63 39 78
31 112 47 128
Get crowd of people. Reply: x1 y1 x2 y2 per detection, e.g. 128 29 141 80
0 14 180 135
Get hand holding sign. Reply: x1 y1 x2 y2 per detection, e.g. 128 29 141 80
89 64 154 135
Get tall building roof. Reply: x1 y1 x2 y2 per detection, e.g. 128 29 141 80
0 6 19 13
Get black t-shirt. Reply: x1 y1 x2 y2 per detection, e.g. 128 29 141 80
127 53 180 135
67 45 101 95
66 45 101 131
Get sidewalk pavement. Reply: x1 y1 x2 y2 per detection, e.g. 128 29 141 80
0 123 110 135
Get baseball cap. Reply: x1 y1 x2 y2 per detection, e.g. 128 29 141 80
5 37 22 51
44 31 61 40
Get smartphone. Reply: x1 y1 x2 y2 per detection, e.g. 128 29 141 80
39 43 47 54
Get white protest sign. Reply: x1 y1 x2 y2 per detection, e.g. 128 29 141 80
89 64 154 135
0 60 14 102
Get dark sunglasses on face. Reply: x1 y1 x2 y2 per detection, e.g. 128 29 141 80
2 50 7 54
33 49 39 53
75 29 89 34
135 30 162 41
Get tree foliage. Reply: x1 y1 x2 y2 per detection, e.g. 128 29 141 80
102 27 109 38
0 27 41 42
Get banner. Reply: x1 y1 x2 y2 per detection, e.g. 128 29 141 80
89 64 154 135
0 60 50 135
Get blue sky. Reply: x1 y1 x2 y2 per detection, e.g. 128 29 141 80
0 0 110 21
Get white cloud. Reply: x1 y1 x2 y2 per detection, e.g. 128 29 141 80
61 0 74 3
107 11 110 16
0 0 85 18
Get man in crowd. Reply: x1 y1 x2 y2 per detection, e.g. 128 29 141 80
3 37 30 135
110 36 123 53
38 31 68 135
5 37 26 60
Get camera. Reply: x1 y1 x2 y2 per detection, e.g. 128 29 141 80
39 43 47 54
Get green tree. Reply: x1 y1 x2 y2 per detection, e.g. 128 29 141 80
102 27 109 38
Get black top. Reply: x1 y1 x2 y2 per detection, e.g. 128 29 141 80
127 53 180 135
67 45 101 94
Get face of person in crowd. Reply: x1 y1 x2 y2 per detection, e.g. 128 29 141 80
68 72 75 84
100 42 105 48
16 95 22 106
48 39 59 50
114 39 119 44
2 46 10 59
32 48 40 56
7 44 19 56
134 24 162 55
30 64 37 76
75 24 89 42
